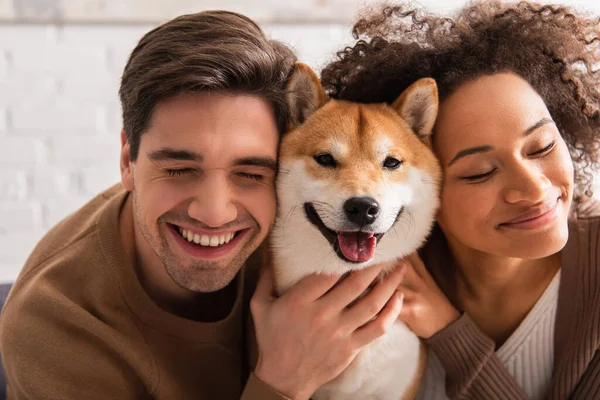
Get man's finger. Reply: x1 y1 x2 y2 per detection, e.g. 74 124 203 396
252 266 276 304
351 291 403 348
283 271 342 304
322 263 385 311
341 263 407 331
395 284 417 302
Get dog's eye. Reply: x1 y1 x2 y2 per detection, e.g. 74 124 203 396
313 153 338 168
383 157 403 170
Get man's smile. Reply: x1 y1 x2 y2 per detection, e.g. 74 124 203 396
166 223 250 260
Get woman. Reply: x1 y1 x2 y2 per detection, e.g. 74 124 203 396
321 1 600 399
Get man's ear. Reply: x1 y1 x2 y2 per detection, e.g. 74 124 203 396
391 78 439 141
285 62 328 129
120 130 134 191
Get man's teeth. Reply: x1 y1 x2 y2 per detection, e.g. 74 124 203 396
178 228 236 247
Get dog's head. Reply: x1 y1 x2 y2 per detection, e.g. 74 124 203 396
272 63 442 281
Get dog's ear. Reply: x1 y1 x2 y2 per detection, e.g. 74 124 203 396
286 62 327 129
391 78 439 140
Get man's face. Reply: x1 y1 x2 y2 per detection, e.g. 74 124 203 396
121 92 279 292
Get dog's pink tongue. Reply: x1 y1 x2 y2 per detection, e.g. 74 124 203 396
338 232 376 262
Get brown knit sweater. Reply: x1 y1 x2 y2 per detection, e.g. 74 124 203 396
421 201 600 400
3 184 599 399
0 185 287 400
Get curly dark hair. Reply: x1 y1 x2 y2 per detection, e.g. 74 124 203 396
321 1 600 197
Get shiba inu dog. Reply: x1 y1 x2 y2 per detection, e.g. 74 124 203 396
270 62 442 400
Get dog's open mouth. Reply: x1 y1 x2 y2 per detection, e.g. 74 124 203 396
304 203 385 264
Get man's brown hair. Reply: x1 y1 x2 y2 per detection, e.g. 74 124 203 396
119 10 297 160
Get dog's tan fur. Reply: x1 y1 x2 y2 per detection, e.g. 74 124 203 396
272 62 441 399
282 100 440 194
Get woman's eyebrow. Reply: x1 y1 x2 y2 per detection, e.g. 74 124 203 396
523 117 554 137
448 145 493 166
447 118 555 167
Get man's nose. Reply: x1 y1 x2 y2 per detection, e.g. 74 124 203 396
187 173 237 227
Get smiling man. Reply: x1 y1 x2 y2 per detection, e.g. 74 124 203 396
0 9 405 400
122 92 280 320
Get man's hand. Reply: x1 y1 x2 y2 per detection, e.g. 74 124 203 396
250 263 407 400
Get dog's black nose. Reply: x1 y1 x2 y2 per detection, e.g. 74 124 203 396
344 196 380 225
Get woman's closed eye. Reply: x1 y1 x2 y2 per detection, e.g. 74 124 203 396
460 167 498 182
459 141 556 182
527 140 556 156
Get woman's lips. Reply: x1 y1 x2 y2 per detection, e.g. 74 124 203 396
499 198 560 230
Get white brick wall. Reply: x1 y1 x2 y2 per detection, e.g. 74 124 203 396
1 0 599 283
0 23 142 282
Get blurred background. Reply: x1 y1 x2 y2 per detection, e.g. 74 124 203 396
1 0 599 283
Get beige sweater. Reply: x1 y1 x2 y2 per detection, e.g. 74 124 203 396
420 200 600 399
418 269 561 399
0 185 286 400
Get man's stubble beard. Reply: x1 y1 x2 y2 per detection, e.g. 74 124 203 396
133 191 263 293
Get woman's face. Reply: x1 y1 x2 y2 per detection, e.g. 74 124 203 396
433 73 574 259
